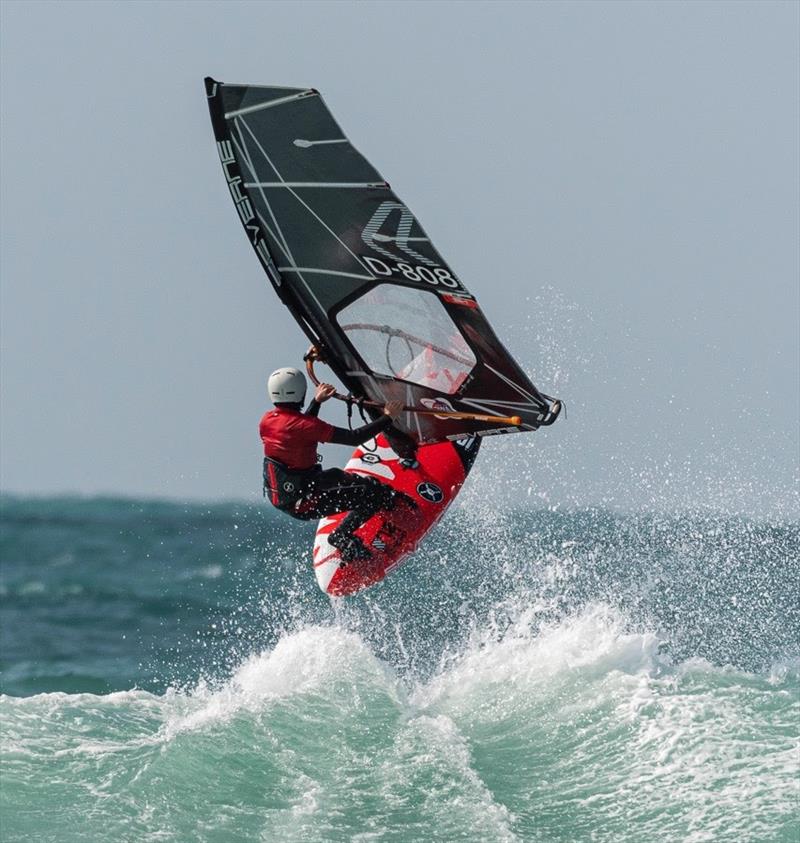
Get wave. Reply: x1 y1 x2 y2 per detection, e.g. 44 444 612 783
2 497 798 839
2 604 798 842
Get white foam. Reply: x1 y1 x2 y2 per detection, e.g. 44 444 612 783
162 625 400 738
376 713 519 842
404 601 799 840
2 603 796 840
412 603 661 712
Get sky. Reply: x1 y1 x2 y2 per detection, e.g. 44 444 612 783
1 0 798 516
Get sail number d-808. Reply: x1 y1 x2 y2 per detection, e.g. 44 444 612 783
362 256 462 289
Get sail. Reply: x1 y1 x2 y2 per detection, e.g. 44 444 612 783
205 77 560 444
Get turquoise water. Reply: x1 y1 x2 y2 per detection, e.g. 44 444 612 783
1 495 798 841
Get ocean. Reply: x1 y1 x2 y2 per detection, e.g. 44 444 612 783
1 494 797 841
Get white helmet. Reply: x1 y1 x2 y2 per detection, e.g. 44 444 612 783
267 367 307 404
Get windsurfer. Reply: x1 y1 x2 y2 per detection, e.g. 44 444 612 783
260 367 413 562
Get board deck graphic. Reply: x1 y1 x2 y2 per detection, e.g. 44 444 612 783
313 434 479 595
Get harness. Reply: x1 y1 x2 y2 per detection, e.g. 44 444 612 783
262 457 321 517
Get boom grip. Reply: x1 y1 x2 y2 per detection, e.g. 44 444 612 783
305 349 522 427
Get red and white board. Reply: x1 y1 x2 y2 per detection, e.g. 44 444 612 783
313 434 475 596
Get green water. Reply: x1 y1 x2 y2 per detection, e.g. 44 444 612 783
1 496 798 841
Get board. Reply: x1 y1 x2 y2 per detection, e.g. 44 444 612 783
313 434 479 595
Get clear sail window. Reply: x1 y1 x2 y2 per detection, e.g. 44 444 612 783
336 285 476 394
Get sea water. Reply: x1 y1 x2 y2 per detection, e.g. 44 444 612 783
1 494 798 842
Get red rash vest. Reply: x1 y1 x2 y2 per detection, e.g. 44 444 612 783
260 407 335 470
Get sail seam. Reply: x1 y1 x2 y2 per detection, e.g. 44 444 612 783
238 115 371 281
244 182 388 189
235 118 328 316
232 120 295 264
278 267 374 282
224 89 315 119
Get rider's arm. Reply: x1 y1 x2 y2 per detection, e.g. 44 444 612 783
308 383 334 418
310 384 403 447
328 415 393 447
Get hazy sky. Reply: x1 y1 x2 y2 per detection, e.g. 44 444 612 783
1 0 797 516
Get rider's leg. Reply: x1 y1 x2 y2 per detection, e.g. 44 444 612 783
299 470 398 559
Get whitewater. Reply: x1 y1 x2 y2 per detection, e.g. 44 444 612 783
1 493 797 842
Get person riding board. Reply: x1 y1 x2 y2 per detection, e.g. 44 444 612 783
260 366 415 562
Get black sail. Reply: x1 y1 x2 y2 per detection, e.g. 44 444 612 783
205 77 560 444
